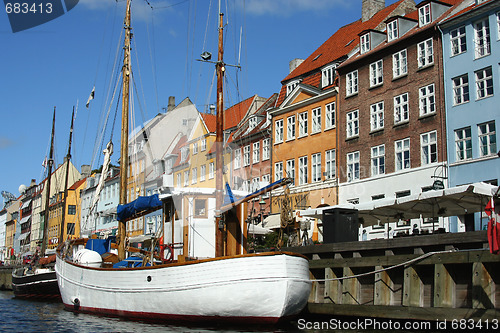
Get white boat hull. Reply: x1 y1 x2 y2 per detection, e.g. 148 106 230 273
55 253 311 323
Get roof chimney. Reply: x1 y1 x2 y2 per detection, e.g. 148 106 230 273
167 96 175 112
289 58 304 74
362 0 385 22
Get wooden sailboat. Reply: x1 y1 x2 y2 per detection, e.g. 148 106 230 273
55 0 311 323
12 108 60 300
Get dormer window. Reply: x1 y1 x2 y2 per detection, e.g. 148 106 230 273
321 64 336 88
286 80 299 95
248 116 258 131
419 4 431 26
387 20 398 41
360 33 370 54
181 147 189 162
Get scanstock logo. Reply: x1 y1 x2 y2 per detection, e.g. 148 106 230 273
4 0 79 33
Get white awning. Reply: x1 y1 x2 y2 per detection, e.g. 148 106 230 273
262 214 281 229
18 232 30 241
19 215 31 224
21 199 32 209
248 223 272 235
129 234 153 244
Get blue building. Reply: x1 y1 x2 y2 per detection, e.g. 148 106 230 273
440 0 499 231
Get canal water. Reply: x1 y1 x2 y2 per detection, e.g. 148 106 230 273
0 291 305 332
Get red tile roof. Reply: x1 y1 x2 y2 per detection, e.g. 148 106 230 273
201 95 258 133
69 178 86 190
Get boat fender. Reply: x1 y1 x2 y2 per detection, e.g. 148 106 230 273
72 298 80 311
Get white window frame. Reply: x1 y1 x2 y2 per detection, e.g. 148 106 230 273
369 60 383 87
419 3 431 27
209 162 214 179
183 170 189 186
455 127 472 161
201 138 207 151
274 162 283 181
234 148 241 169
286 159 295 184
325 149 336 180
347 151 360 182
387 20 398 41
176 173 181 187
346 110 359 139
298 111 308 137
417 38 434 68
421 131 438 165
419 84 435 116
252 142 260 164
395 138 411 171
360 33 370 54
312 153 321 183
478 121 496 157
325 102 336 130
200 164 206 182
474 18 491 59
370 101 384 132
243 145 250 167
312 107 321 134
371 145 385 176
262 138 270 160
192 141 198 155
274 119 284 143
322 64 336 87
394 93 409 125
287 115 295 140
346 70 358 96
392 49 407 78
452 74 470 105
298 156 308 185
475 67 494 100
286 80 299 95
450 26 467 56
191 167 197 184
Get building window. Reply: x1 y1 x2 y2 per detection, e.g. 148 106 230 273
450 26 467 56
346 70 358 96
455 127 472 161
252 142 260 164
419 84 435 116
419 3 431 26
360 33 370 53
312 153 321 183
452 74 469 105
394 93 409 124
325 149 336 180
194 199 207 217
234 148 241 169
275 119 283 143
370 102 384 132
474 18 491 58
200 165 206 182
325 102 335 129
67 223 75 235
346 110 359 139
243 145 250 166
298 156 308 185
312 107 321 133
183 171 189 186
287 115 295 140
286 159 295 184
392 49 407 78
371 145 385 176
286 80 299 95
262 139 270 160
209 162 214 179
176 173 181 186
274 162 283 181
370 60 383 87
298 112 308 137
322 65 336 87
478 121 496 157
191 167 197 184
395 138 410 171
181 147 189 162
387 20 398 41
248 117 258 131
68 205 76 215
201 138 207 151
252 177 260 192
347 151 360 182
192 142 198 155
475 67 493 100
417 38 433 68
421 131 438 165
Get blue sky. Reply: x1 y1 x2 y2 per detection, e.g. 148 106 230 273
0 0 400 198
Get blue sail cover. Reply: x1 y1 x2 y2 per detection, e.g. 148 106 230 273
117 194 162 221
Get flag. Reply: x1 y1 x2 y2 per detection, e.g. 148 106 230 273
42 156 47 168
486 197 500 255
86 86 95 108
485 198 493 217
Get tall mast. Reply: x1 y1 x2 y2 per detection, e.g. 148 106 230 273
215 10 225 258
118 0 132 261
59 106 74 247
41 108 56 258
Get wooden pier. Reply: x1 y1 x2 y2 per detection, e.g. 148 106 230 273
286 231 500 321
0 267 13 290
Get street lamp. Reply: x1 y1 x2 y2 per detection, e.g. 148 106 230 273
259 196 266 224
